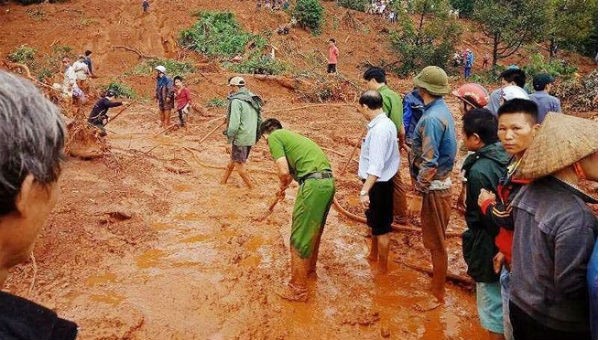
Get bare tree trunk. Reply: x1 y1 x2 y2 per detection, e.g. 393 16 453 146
492 33 499 68
415 0 428 47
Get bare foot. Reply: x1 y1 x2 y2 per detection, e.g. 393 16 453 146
412 297 443 312
276 283 308 302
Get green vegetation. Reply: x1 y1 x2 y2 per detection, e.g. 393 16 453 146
449 0 473 17
8 45 36 65
206 98 227 108
522 53 577 79
180 11 287 75
180 11 267 58
338 0 369 12
390 0 461 76
129 59 195 76
294 0 324 35
229 56 287 75
105 81 137 99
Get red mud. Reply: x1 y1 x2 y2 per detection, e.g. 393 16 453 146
0 0 596 339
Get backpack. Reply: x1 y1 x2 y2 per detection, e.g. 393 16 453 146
402 89 425 145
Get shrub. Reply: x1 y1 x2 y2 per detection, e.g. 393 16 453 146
229 56 287 75
180 11 267 58
105 81 137 99
8 45 36 64
129 59 195 76
294 0 324 35
522 53 577 79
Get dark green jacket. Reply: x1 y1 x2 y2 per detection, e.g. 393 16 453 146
461 142 510 282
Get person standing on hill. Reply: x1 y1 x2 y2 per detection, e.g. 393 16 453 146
259 118 335 302
510 113 597 340
357 90 400 274
83 50 95 78
363 67 408 223
154 65 174 128
174 76 191 127
464 49 474 79
142 0 149 13
460 109 509 340
528 73 561 123
485 67 526 116
327 38 339 74
409 66 457 311
220 76 262 189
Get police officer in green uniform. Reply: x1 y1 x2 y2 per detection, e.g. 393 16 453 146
259 118 335 302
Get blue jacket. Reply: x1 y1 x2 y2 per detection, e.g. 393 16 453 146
402 89 424 145
409 97 457 193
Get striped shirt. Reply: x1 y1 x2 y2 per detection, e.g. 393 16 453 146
358 113 400 182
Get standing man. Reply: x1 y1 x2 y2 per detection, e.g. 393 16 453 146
528 73 561 123
259 118 335 302
0 71 77 339
174 76 191 127
477 98 540 340
88 90 127 136
72 55 90 92
461 108 510 340
363 67 407 222
142 0 149 13
464 49 474 79
357 90 400 274
220 76 261 189
327 38 339 74
155 65 174 128
485 67 527 116
409 66 457 310
510 113 597 339
83 50 95 78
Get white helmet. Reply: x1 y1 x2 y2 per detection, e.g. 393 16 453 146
155 65 166 73
501 85 529 101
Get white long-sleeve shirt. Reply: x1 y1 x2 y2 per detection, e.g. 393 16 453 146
358 112 400 182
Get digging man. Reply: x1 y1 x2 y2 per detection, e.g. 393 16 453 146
0 71 77 339
220 76 262 189
260 118 335 302
88 89 127 136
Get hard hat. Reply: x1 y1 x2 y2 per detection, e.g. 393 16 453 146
413 66 450 96
155 65 166 73
451 83 489 108
228 76 246 86
501 85 529 101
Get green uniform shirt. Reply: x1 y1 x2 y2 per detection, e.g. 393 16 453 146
378 85 403 135
226 88 259 146
267 129 332 182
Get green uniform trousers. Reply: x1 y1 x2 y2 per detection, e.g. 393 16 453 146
291 177 335 259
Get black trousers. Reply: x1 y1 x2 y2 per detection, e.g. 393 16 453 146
365 180 393 236
510 301 591 340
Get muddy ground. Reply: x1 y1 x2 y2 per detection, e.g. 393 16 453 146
1 0 597 339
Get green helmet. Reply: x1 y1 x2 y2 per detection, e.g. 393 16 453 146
413 66 450 96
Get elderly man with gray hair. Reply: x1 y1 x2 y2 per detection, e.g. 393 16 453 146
0 71 77 339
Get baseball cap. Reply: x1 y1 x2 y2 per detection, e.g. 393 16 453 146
501 85 529 101
228 76 246 86
532 73 555 91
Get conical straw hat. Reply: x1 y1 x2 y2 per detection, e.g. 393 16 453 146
517 113 598 179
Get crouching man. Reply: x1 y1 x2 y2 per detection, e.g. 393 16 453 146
0 71 77 339
260 118 335 302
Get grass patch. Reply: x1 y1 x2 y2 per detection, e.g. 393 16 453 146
105 81 137 99
8 45 36 65
128 59 196 76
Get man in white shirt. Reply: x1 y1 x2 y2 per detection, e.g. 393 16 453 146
357 90 400 274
